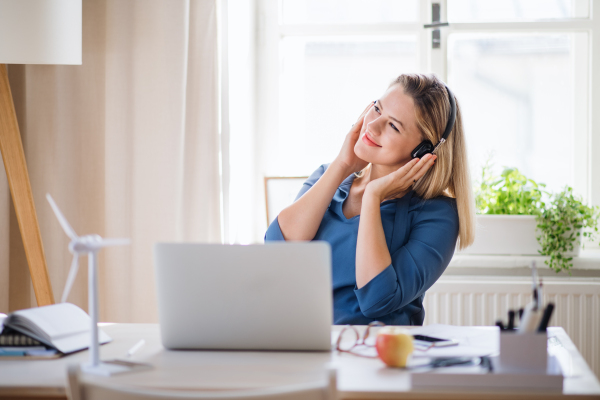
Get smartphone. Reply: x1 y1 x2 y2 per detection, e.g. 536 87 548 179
412 334 459 347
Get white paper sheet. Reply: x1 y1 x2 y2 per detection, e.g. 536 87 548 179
409 324 498 358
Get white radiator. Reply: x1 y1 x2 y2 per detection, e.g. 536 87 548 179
423 277 600 379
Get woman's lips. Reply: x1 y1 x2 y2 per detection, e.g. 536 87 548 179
362 132 382 147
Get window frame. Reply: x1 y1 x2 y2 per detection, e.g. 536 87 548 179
250 0 600 247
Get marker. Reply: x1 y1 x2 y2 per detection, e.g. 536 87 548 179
507 310 515 330
537 303 555 332
538 278 544 308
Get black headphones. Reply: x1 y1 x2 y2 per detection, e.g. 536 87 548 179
409 84 456 159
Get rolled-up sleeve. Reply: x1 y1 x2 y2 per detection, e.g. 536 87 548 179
265 216 286 241
264 164 328 243
354 198 459 318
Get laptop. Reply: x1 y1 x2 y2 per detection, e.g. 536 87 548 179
153 242 333 351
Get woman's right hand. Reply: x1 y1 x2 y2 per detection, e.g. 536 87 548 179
333 102 373 174
277 103 373 241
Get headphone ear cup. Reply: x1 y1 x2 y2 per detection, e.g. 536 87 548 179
411 141 434 159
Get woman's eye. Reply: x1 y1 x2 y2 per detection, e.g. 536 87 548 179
374 105 381 113
390 123 399 132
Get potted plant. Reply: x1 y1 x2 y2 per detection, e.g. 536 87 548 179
463 164 548 256
536 187 599 273
460 162 600 274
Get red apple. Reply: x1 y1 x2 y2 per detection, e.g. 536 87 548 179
375 326 414 368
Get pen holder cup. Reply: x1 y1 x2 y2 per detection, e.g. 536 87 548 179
498 331 547 374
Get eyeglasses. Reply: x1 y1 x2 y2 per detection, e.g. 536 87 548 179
335 321 385 358
335 322 434 358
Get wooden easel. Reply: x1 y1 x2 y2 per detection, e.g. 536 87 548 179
0 64 54 306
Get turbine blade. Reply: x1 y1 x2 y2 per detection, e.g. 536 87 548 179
61 255 80 303
46 194 78 240
98 238 131 247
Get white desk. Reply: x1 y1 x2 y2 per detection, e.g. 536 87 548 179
0 324 599 399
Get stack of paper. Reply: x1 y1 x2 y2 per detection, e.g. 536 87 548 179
409 324 563 393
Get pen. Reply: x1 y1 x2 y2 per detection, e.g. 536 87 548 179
531 260 540 309
537 303 555 332
125 339 145 358
495 320 505 330
517 301 541 334
409 357 483 370
429 357 476 368
481 356 493 373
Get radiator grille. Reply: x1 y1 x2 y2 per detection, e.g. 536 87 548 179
423 278 600 379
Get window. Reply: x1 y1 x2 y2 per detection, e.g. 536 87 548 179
226 0 600 244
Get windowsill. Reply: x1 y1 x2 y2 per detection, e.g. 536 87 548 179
447 249 600 278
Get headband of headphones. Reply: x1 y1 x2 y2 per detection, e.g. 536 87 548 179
409 83 457 159
432 84 457 153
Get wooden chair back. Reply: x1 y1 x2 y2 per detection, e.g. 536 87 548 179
67 364 337 400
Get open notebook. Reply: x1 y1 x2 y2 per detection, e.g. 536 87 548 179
2 303 111 355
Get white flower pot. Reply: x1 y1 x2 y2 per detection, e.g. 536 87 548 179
458 215 581 256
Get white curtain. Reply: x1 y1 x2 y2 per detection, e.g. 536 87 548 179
0 0 221 322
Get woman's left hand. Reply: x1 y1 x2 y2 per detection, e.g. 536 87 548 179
365 153 437 202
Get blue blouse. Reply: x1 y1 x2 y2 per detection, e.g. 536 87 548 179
264 164 459 326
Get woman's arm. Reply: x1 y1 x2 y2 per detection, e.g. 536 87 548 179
277 162 352 241
355 192 392 287
277 103 373 241
354 195 459 319
356 154 436 288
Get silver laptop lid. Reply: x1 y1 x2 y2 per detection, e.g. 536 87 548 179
154 242 332 351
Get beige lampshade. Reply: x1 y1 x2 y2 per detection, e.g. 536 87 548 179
0 0 82 65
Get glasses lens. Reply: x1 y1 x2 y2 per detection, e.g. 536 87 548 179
336 326 360 352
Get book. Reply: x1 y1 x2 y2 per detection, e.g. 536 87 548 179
1 303 112 355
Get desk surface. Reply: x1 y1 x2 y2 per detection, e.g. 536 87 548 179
0 324 599 400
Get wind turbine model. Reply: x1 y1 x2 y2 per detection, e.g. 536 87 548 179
46 194 130 376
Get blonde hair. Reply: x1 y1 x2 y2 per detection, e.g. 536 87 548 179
358 73 475 249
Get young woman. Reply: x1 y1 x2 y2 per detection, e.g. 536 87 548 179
265 73 475 325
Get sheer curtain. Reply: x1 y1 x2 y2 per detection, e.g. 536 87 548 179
0 0 221 322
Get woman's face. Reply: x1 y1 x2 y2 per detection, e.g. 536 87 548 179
354 84 422 167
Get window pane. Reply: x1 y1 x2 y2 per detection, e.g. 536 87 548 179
272 36 417 176
448 33 576 193
281 0 419 24
448 0 588 22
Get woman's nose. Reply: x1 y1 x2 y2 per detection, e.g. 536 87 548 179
367 118 384 136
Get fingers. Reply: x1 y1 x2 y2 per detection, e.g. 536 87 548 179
374 154 436 200
349 102 375 137
356 102 374 124
358 102 375 129
351 109 369 133
392 154 436 183
361 101 374 116
409 154 437 183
